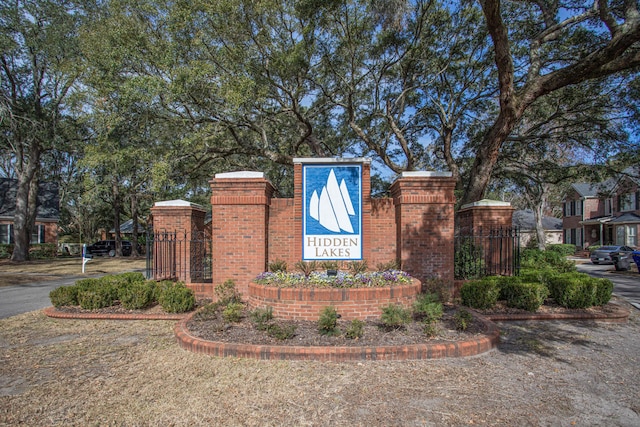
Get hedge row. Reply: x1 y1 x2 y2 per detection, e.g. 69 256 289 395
461 270 613 311
49 272 195 313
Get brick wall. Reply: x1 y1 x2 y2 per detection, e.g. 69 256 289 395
248 280 421 321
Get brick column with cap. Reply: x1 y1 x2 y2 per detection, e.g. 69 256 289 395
150 200 208 295
210 172 275 297
390 172 457 286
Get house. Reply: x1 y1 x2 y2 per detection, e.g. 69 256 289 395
0 179 59 245
562 168 640 249
512 209 563 247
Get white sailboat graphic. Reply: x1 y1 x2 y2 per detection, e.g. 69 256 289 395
309 169 355 233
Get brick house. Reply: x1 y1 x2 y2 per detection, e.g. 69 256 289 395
562 168 640 249
0 179 59 245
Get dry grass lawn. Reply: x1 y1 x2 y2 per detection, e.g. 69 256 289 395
1 305 639 426
0 257 146 286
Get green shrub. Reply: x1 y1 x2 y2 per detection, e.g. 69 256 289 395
348 260 368 275
547 244 576 257
152 280 174 302
345 319 365 339
460 279 500 310
376 259 400 271
118 272 146 285
77 286 116 310
0 244 11 259
593 278 613 306
380 304 412 329
222 302 244 323
521 249 576 273
29 243 58 259
214 280 242 305
250 306 274 330
413 293 443 323
423 321 439 337
49 286 79 307
119 281 155 310
454 309 473 331
317 306 340 336
266 323 297 340
501 282 549 312
268 260 288 272
295 260 318 276
547 273 606 309
158 282 195 313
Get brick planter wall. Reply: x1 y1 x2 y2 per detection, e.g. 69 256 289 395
247 278 421 321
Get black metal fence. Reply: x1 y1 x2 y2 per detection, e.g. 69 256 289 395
454 227 520 280
146 231 212 283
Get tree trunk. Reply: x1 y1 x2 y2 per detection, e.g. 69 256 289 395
11 146 41 262
533 202 547 251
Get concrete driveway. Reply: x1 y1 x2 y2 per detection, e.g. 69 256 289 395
575 259 640 310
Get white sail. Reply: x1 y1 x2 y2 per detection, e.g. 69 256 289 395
310 168 356 233
340 179 355 215
318 186 340 232
309 190 319 221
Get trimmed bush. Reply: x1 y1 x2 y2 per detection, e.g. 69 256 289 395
222 302 244 323
593 278 614 306
547 272 611 309
214 280 242 305
158 282 195 313
317 306 340 336
501 282 549 312
345 319 365 339
460 279 500 310
380 304 412 329
49 286 79 307
547 244 577 257
119 281 155 310
77 286 116 310
413 293 443 323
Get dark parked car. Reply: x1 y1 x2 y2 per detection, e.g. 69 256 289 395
590 245 635 265
86 240 133 257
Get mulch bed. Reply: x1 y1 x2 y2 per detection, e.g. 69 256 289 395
186 305 486 347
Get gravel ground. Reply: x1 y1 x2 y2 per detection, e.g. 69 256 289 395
1 301 639 426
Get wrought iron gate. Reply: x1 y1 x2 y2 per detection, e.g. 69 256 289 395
454 227 520 280
146 231 212 283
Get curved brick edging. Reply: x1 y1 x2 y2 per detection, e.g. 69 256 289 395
248 279 422 321
43 306 187 321
483 303 630 323
173 310 501 361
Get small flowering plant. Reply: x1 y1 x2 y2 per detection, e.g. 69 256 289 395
254 270 412 288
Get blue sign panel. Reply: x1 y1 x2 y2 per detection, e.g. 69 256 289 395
303 164 362 260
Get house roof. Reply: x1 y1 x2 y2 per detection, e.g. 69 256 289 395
0 178 60 221
610 213 640 224
570 166 639 198
109 219 147 234
512 209 562 231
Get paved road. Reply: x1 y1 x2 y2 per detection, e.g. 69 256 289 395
0 275 89 319
575 260 640 310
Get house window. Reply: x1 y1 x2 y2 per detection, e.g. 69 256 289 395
576 228 583 247
616 226 625 245
31 224 45 244
0 224 13 244
604 198 613 216
623 225 637 247
620 193 636 212
576 200 583 216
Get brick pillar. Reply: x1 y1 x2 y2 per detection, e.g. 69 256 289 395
456 200 516 276
457 199 514 233
390 171 457 286
210 172 275 298
150 200 208 295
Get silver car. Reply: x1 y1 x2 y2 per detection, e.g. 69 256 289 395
590 245 635 265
